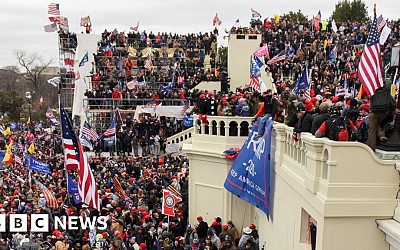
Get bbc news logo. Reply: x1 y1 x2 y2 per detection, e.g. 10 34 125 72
0 214 107 232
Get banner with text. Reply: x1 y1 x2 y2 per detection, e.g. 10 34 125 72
224 119 272 216
28 157 51 174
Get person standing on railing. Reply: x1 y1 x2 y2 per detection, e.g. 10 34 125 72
255 89 278 138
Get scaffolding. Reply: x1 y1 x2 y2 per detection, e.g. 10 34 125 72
58 33 77 109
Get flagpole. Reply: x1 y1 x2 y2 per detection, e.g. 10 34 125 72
114 108 117 156
57 76 70 201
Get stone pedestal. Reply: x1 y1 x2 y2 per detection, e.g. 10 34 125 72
376 152 400 250
375 149 400 160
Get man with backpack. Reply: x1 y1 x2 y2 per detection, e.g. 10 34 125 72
367 84 396 150
315 102 357 141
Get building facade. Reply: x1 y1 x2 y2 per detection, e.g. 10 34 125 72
182 116 399 250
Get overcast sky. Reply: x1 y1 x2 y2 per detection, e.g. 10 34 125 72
0 0 398 68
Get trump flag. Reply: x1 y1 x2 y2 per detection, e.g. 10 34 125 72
162 189 181 216
224 119 273 216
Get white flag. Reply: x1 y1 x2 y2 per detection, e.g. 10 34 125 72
331 19 337 33
380 25 392 45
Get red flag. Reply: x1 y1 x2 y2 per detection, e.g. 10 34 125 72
162 189 180 216
49 16 60 24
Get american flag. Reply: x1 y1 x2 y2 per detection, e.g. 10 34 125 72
14 155 23 166
81 121 99 141
213 13 222 26
312 11 321 31
44 23 57 33
130 22 139 31
104 109 117 137
112 176 127 199
144 59 152 70
357 17 384 96
180 100 190 116
377 15 387 32
60 106 100 211
254 43 269 58
46 108 55 119
251 8 262 19
34 179 58 209
48 3 60 16
61 107 80 170
167 184 182 200
267 51 286 64
248 77 260 90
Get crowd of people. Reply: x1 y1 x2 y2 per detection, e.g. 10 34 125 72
0 119 262 250
0 12 399 250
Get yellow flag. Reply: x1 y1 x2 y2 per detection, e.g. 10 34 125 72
2 127 11 136
357 84 363 99
27 117 30 124
274 14 280 24
391 84 397 98
5 142 12 153
28 142 35 154
323 39 328 49
2 153 11 163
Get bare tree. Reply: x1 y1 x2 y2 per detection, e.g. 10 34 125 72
0 66 21 93
14 50 53 90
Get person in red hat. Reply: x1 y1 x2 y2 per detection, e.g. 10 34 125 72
196 216 208 244
217 97 232 116
355 104 370 143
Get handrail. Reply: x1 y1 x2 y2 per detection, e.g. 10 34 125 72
83 98 191 110
166 127 194 145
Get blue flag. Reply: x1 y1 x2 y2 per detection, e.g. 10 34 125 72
250 55 261 78
293 66 309 94
254 55 264 68
103 136 115 146
224 119 273 216
0 152 5 162
79 52 89 67
67 174 82 204
28 157 51 174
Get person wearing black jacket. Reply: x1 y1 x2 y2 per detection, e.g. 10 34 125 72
293 104 313 133
255 89 278 138
311 102 330 135
196 216 208 245
344 98 359 125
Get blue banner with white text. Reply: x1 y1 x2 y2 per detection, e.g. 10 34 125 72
224 119 272 216
67 174 82 204
28 157 51 174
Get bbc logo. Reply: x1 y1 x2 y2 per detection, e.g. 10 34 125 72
0 214 107 232
0 214 49 232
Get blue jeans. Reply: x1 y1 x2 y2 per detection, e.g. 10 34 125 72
257 114 272 136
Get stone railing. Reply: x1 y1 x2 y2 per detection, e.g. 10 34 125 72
266 123 399 249
193 115 252 137
166 128 194 145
